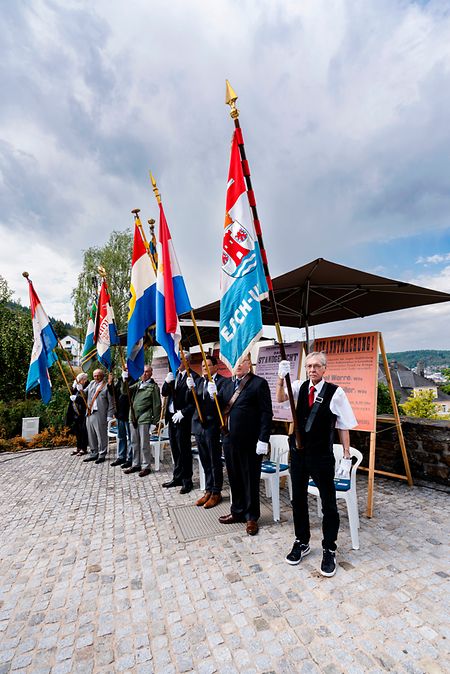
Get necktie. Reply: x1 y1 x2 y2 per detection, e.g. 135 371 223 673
308 386 316 408
234 377 240 391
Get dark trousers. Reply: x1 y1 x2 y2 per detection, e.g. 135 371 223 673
290 449 339 551
74 418 88 451
168 418 193 487
195 425 223 494
223 436 263 521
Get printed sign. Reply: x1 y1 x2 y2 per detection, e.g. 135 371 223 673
255 342 304 422
314 332 379 432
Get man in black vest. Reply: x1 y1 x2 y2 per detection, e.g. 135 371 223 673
186 355 226 508
210 355 273 536
161 354 199 494
276 352 356 576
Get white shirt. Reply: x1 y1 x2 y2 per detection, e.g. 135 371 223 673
287 378 357 430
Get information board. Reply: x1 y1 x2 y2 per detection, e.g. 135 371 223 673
255 342 304 422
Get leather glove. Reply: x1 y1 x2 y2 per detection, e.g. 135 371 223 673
172 410 184 423
256 440 268 455
336 458 352 479
76 383 83 391
207 381 217 398
165 372 175 384
121 370 128 380
186 376 195 390
70 394 77 402
278 360 291 379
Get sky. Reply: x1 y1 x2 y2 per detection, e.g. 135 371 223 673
1 0 449 352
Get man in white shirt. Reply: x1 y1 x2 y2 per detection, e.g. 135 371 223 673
277 351 357 577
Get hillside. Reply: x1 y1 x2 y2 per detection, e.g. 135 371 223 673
385 350 450 369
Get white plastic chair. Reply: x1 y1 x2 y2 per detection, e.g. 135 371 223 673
149 424 169 472
308 444 362 550
260 434 293 522
191 439 206 491
107 419 118 443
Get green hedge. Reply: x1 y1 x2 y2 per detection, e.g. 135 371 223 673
0 388 70 439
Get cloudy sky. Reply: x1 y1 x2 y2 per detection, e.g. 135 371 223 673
1 0 449 351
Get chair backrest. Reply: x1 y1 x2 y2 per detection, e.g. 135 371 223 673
269 435 290 465
332 444 363 480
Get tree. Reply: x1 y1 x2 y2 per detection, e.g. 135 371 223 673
377 382 401 414
0 276 33 400
440 368 450 396
400 390 439 419
72 229 133 335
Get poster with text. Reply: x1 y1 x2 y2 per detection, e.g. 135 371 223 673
255 342 304 422
151 356 170 388
314 332 379 432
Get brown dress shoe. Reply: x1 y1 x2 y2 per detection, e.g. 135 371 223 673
218 513 245 524
195 491 211 506
139 468 151 477
204 493 222 509
246 520 259 536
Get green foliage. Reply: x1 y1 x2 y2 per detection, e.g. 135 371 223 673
385 350 450 369
72 229 133 335
400 390 439 419
377 382 401 414
51 318 73 339
0 277 34 400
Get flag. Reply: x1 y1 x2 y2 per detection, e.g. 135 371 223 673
127 219 157 380
219 130 268 372
94 279 120 371
25 279 58 404
80 300 97 372
156 201 191 374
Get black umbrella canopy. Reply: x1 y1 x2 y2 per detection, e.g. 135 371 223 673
189 258 450 329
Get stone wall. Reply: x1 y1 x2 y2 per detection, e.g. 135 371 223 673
351 416 450 486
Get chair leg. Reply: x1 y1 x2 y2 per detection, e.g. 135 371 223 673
316 494 322 517
346 496 360 550
198 459 206 491
152 441 160 472
271 477 280 522
287 474 293 501
264 479 272 498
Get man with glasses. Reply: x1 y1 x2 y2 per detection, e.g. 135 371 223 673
276 352 356 577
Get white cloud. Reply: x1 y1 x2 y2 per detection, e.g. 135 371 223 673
417 253 450 264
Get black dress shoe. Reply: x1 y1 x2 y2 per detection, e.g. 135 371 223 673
121 461 132 469
218 513 245 524
111 459 125 466
179 484 193 494
162 479 183 488
94 457 106 464
83 455 98 462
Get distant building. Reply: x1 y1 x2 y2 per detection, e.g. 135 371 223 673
61 335 82 366
379 360 450 415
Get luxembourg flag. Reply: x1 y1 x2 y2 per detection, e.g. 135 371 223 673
127 219 157 380
25 279 58 404
156 201 191 374
81 300 97 372
219 130 268 372
94 279 120 371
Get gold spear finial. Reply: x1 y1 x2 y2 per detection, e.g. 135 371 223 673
22 271 30 279
150 172 161 204
131 208 140 216
225 79 239 119
97 265 107 278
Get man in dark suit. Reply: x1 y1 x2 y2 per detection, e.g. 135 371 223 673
210 355 273 536
161 353 199 494
186 355 226 509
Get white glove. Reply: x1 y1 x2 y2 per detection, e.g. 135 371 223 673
70 394 77 402
186 376 195 390
207 381 217 398
107 416 113 423
336 458 352 479
73 379 78 388
165 372 175 383
121 370 128 380
172 410 184 423
256 440 268 455
278 360 291 379
76 383 83 391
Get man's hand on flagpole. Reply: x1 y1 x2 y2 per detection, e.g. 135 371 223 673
207 381 217 398
186 376 195 390
165 372 175 384
256 440 268 455
121 370 128 381
278 360 291 379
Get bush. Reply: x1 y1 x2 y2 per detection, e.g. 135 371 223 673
0 426 76 453
0 388 72 439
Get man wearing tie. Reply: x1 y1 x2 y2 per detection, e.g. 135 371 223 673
186 355 226 509
161 353 199 494
276 351 356 577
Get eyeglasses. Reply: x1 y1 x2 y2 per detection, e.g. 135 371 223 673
306 364 325 370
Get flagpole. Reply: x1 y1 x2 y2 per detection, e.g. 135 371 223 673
97 265 138 428
148 219 159 269
225 80 301 448
148 176 220 428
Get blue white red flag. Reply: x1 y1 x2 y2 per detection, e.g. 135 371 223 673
127 219 157 380
81 300 97 372
25 279 58 404
156 201 191 374
219 130 268 372
93 279 120 371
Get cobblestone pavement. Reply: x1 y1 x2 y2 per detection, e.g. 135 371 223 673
0 445 448 674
